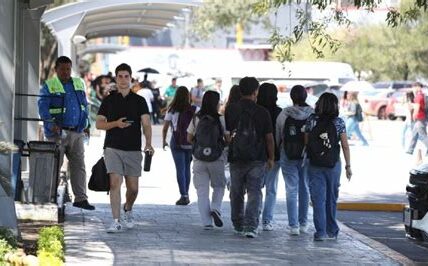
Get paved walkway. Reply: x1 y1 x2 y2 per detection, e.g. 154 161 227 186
62 125 413 265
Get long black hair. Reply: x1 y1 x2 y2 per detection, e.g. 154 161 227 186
168 86 191 113
197 90 220 118
315 92 339 120
225 85 241 109
257 83 278 116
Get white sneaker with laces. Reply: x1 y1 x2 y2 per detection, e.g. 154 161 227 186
123 210 135 229
289 227 300 236
107 221 123 233
262 222 274 231
299 224 309 234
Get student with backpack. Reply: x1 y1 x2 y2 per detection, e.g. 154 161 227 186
304 93 352 241
187 91 229 230
256 83 282 231
225 77 275 238
276 85 314 235
162 86 196 205
344 92 368 146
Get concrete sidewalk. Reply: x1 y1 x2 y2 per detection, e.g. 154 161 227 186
61 123 416 265
64 201 411 265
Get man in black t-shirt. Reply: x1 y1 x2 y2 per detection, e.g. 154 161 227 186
96 63 154 233
225 77 274 238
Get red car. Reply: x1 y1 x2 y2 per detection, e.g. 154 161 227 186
359 89 394 119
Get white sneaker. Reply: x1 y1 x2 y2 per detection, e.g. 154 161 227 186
262 222 274 231
289 227 300 236
123 210 135 229
300 224 309 234
107 221 123 233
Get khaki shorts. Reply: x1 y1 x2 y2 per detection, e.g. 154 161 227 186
104 147 143 177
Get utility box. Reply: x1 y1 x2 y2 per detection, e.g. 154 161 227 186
27 141 59 203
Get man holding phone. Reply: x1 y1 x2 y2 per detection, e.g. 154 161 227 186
96 63 154 233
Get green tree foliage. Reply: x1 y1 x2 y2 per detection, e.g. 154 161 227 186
190 0 271 42
191 0 428 62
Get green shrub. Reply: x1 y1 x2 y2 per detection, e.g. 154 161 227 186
38 250 63 266
0 228 17 262
37 226 64 262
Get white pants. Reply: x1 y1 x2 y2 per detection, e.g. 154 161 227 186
192 158 226 226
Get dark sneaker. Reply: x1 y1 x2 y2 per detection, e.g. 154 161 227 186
73 200 95 210
210 210 223 227
175 196 190 206
233 227 245 236
245 228 258 238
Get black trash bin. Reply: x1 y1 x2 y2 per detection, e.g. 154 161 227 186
404 164 428 241
27 141 60 204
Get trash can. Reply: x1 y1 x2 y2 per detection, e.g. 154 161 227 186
404 163 428 241
27 141 60 204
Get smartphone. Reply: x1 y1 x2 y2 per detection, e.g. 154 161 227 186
125 120 134 124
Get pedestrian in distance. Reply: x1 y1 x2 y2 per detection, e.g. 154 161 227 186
187 91 229 230
190 78 205 109
402 91 415 149
96 63 154 233
406 82 428 155
225 77 275 238
344 92 368 146
276 85 314 235
38 56 95 211
162 86 195 205
256 83 282 231
163 77 178 106
304 92 352 241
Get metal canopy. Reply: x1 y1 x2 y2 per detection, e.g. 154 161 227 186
41 0 199 60
42 0 199 39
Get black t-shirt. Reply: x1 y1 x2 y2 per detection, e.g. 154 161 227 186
269 106 282 161
98 91 149 151
225 98 273 162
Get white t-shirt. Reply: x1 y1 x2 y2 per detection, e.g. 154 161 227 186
164 111 180 130
187 115 227 135
137 89 154 113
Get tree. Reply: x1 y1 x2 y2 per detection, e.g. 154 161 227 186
190 0 271 45
191 0 428 62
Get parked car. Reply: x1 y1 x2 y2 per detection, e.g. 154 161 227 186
373 81 414 90
359 89 394 119
385 89 411 120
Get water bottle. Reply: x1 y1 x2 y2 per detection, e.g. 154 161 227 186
144 150 152 172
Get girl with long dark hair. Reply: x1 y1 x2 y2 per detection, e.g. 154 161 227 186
162 86 195 205
187 91 229 229
304 92 351 241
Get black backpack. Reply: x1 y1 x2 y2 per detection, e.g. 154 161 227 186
88 157 110 192
283 117 306 160
192 115 224 162
230 108 263 162
307 118 340 168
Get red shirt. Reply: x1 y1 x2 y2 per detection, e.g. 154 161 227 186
414 91 426 121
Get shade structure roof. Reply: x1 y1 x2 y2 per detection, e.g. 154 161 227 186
42 0 200 40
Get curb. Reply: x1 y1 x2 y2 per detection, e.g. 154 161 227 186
337 202 405 212
339 221 415 265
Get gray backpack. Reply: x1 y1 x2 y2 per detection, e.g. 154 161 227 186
192 115 224 161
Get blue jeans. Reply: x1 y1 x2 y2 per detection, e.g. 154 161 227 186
308 161 341 238
346 117 368 145
402 122 414 148
280 151 309 228
171 148 192 196
261 161 280 223
407 120 428 154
